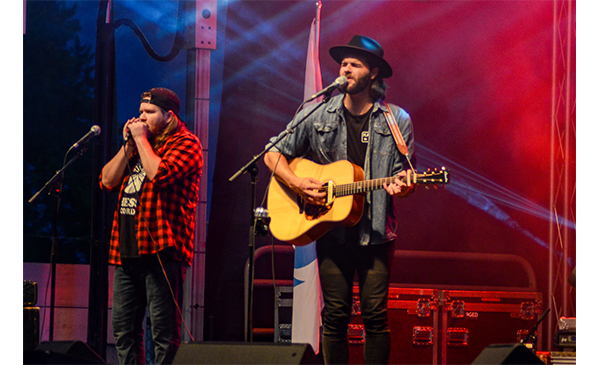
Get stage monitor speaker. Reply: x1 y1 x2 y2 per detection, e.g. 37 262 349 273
24 341 106 364
472 343 544 364
23 307 40 351
173 342 320 364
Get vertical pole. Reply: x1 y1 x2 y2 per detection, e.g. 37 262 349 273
547 0 558 351
562 0 573 321
182 0 217 342
547 0 575 351
88 0 114 358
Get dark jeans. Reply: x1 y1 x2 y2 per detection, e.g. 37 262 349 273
317 228 395 364
112 253 186 365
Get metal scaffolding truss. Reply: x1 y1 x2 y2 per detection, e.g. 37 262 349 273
547 0 576 351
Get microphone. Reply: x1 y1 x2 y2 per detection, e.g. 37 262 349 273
71 125 101 150
307 76 348 102
124 128 132 143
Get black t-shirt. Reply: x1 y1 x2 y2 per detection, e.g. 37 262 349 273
345 105 373 168
118 160 146 258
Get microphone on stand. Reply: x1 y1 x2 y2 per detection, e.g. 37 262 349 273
306 76 348 102
71 125 101 150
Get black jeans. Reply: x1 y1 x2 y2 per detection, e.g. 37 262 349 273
112 254 186 364
317 228 395 364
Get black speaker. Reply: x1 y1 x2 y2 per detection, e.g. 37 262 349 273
173 342 320 364
24 341 106 364
23 307 40 351
472 343 544 364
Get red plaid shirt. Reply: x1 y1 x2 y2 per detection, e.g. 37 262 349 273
100 124 203 266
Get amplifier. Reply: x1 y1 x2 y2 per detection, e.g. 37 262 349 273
554 330 576 350
556 315 576 350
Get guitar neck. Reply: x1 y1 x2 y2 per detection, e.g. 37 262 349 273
335 176 398 197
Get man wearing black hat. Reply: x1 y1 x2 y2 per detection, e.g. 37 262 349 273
100 88 203 364
265 36 416 364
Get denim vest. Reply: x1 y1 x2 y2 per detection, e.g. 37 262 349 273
267 94 416 245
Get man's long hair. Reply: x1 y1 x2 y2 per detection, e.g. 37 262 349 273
140 90 183 151
362 56 387 101
153 110 182 151
370 77 387 102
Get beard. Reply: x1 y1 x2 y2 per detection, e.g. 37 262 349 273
345 72 371 95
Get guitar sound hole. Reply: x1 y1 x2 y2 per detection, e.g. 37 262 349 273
304 203 332 221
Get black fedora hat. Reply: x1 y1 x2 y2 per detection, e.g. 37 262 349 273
329 35 393 78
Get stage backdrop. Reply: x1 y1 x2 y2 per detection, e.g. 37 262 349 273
204 0 575 342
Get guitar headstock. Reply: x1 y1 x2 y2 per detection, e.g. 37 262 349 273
416 167 450 188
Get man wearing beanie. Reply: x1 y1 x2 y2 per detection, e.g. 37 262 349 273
265 36 416 364
100 88 203 364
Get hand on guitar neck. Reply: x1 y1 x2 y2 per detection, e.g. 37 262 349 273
382 169 415 198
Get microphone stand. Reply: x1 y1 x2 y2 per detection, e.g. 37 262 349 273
29 145 91 341
520 308 550 351
229 93 333 342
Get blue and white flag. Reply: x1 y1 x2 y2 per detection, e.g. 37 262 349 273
292 242 323 354
291 1 324 355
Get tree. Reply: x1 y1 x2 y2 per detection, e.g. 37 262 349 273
23 1 96 263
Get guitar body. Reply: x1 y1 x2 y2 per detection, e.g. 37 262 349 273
267 158 449 246
267 159 365 246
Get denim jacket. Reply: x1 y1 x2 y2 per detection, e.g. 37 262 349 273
267 94 416 245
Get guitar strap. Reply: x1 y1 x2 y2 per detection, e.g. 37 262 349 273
381 101 409 157
381 101 417 183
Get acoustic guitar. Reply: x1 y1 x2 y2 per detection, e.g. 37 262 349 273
267 158 449 246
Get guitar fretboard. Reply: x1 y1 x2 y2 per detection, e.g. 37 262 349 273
332 171 449 197
334 176 399 197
